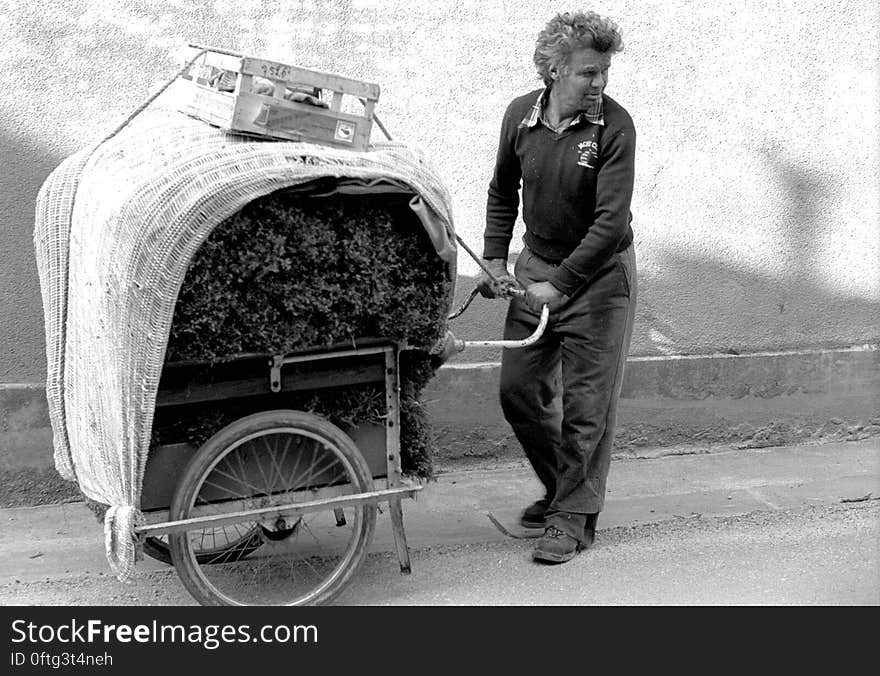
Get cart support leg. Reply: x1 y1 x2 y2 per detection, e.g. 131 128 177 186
384 346 412 574
389 497 412 574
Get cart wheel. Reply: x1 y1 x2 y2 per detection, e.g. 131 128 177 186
142 525 262 566
169 410 377 606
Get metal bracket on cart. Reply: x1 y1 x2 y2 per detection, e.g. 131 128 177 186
266 343 417 572
268 343 401 394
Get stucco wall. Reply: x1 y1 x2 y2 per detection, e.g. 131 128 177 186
1 0 878 382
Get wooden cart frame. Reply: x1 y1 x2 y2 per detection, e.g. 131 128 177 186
131 292 548 606
132 340 425 605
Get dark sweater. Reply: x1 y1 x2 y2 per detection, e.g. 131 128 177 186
483 88 635 296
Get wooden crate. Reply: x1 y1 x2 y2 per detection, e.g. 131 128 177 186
177 45 380 151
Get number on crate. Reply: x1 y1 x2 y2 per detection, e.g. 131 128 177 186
260 63 292 80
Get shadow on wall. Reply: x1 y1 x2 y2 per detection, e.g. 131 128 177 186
0 128 65 381
759 144 840 275
635 150 876 355
632 250 879 356
447 247 879 363
445 149 877 359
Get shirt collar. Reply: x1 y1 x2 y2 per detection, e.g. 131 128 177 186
520 86 605 129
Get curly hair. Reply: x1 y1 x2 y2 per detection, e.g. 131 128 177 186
533 11 624 85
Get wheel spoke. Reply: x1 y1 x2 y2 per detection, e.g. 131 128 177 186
285 436 307 491
251 439 274 495
266 435 291 494
299 519 332 559
207 465 265 499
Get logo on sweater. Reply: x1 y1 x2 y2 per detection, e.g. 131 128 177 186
576 140 598 169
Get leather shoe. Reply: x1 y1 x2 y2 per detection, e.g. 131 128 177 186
532 526 585 563
519 500 549 529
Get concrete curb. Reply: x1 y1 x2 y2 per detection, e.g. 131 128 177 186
1 345 878 506
424 345 880 463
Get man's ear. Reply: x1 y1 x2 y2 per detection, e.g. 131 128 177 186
550 61 567 81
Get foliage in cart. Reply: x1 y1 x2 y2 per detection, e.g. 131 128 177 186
158 190 450 478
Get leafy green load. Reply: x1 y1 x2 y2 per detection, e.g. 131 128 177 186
153 189 452 478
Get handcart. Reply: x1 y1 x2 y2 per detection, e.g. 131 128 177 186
134 289 548 606
35 42 550 606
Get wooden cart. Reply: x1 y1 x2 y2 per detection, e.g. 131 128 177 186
135 341 419 606
133 299 548 606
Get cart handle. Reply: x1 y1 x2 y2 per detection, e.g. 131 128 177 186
447 287 479 320
440 287 549 355
439 237 550 356
448 283 528 320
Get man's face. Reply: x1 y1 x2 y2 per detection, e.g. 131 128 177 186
551 47 612 111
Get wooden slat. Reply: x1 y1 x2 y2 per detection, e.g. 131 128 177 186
181 46 244 75
389 499 412 573
241 57 380 100
231 92 372 150
179 85 236 127
200 50 244 73
155 360 385 407
280 344 391 365
383 349 412 573
384 349 402 486
186 43 245 58
235 74 252 96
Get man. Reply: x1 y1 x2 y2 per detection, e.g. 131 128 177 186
477 10 637 564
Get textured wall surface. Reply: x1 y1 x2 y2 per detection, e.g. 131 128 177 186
1 0 878 382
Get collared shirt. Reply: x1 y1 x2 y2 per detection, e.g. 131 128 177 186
519 87 605 131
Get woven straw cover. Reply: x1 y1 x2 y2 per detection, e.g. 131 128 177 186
33 107 457 581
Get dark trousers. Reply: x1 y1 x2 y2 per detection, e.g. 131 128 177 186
499 244 637 543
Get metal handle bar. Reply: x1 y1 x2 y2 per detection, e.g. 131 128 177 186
456 303 549 350
447 287 479 320
441 286 549 356
447 283 527 320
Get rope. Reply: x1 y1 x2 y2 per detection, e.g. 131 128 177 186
104 504 145 582
98 49 208 147
372 113 393 141
454 233 502 284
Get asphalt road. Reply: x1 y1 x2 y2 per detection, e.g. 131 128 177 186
337 501 880 605
1 501 876 606
1 439 877 606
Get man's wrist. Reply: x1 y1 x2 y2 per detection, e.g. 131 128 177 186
548 267 581 297
483 258 509 273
